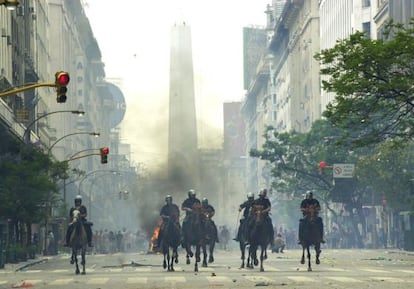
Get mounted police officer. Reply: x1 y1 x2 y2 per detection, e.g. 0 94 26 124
233 192 255 242
201 197 219 243
251 188 274 246
181 189 200 246
154 195 180 249
64 195 93 247
298 191 325 244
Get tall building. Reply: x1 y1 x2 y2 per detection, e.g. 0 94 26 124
168 22 199 191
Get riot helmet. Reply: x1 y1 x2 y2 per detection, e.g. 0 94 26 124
165 194 172 203
202 197 208 205
247 192 254 200
188 189 196 198
74 195 82 205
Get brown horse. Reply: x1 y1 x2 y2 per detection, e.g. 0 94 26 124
182 203 206 272
299 204 322 271
201 209 216 265
161 216 181 271
247 205 271 272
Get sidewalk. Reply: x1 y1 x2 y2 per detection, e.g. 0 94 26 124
3 255 55 272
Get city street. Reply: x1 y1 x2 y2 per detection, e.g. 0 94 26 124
1 247 413 289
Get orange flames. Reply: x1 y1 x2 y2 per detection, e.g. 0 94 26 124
150 218 162 253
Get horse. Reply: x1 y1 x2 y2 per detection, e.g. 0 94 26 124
69 209 88 275
247 205 271 272
201 210 217 265
299 204 322 271
236 218 253 269
182 203 206 272
160 216 181 272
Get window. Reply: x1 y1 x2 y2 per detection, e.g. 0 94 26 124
362 0 371 8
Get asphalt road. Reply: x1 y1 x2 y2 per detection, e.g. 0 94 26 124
1 247 414 289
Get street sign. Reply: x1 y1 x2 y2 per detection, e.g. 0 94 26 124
333 163 355 178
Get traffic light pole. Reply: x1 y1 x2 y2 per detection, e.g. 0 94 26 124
0 82 56 98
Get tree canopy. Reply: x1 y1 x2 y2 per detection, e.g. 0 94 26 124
315 20 414 147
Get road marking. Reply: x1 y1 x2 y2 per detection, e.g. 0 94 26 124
165 276 186 282
108 268 122 272
287 276 317 282
325 267 347 271
244 276 273 282
206 276 232 282
52 269 69 273
326 277 362 282
49 278 73 285
264 265 281 271
87 277 109 284
371 277 405 283
360 268 390 273
395 269 414 274
134 267 151 272
22 270 42 273
126 277 148 284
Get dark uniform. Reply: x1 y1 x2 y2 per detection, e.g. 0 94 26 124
155 195 180 248
298 191 325 243
181 189 200 245
65 195 93 247
234 192 255 242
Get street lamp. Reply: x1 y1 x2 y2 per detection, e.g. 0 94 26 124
47 132 100 154
23 110 85 144
0 0 19 10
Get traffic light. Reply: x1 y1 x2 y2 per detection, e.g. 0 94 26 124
319 161 326 175
100 147 109 164
55 71 70 103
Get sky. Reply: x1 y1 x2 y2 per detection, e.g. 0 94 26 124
84 0 270 171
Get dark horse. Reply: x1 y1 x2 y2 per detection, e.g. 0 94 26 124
299 204 322 271
247 205 271 272
201 210 216 265
182 203 206 272
160 216 181 272
69 209 88 275
238 219 253 269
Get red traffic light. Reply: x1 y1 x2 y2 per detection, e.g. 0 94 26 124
55 71 70 85
319 161 326 169
100 147 109 155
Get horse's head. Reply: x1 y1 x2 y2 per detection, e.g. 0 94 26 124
251 205 265 223
304 204 319 220
72 209 81 223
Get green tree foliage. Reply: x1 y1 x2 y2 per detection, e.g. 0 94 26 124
315 20 414 147
250 119 352 198
0 143 67 244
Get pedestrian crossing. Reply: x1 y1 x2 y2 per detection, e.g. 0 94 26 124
1 265 414 287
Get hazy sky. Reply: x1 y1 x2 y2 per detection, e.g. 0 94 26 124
84 0 270 170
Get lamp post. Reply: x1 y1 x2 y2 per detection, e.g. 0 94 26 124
0 0 19 10
23 110 85 144
47 132 100 154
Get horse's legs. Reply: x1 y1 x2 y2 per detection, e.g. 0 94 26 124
240 243 245 268
307 245 312 271
163 250 167 270
260 246 265 272
315 243 321 265
202 244 208 267
74 250 80 274
185 244 192 265
208 242 214 263
81 248 86 275
300 245 305 264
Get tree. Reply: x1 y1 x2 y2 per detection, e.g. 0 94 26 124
0 143 67 248
315 20 414 147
